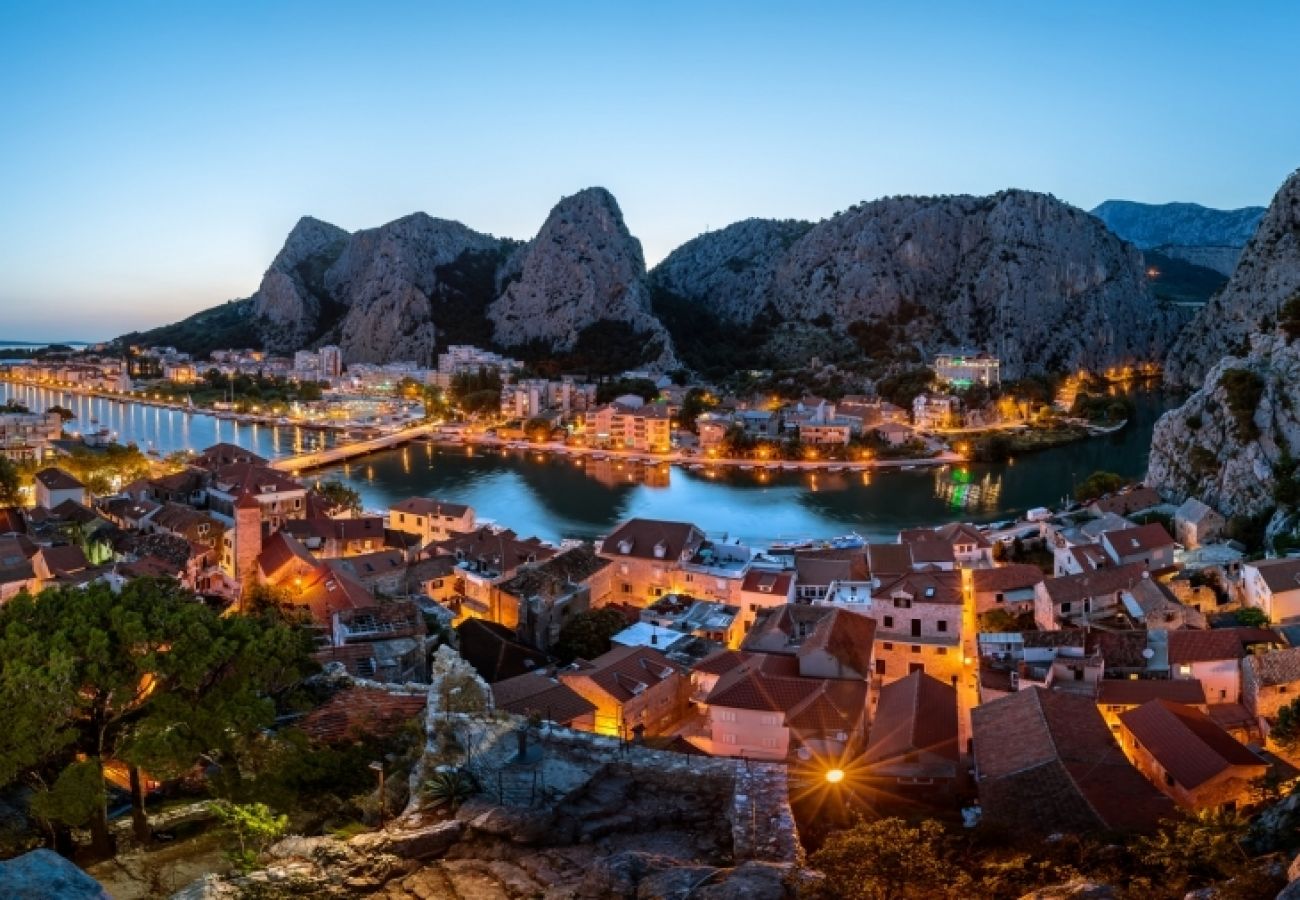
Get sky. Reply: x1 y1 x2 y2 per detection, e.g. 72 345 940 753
2 1 1298 343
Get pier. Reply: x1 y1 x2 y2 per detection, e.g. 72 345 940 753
270 423 436 473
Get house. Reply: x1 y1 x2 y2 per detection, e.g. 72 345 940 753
427 527 557 623
1242 557 1300 623
317 600 428 683
640 594 741 648
491 671 597 729
388 498 476 545
1167 627 1283 704
872 421 914 448
282 516 388 558
326 550 407 597
493 544 611 650
1033 562 1149 630
741 605 877 682
149 502 225 550
0 411 61 462
911 394 960 430
1117 700 1268 812
588 402 672 453
1100 524 1176 570
207 463 307 529
899 523 992 569
0 534 38 601
863 671 959 798
1088 487 1162 518
973 564 1044 616
455 618 548 683
794 552 859 600
1096 679 1208 732
799 422 853 445
696 651 869 762
597 518 707 607
34 468 86 509
972 687 1175 833
32 544 90 585
1243 647 1300 719
192 443 267 470
1173 498 1226 550
737 568 795 632
558 644 690 738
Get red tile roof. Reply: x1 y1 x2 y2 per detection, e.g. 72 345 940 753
563 644 680 703
692 649 751 676
741 569 794 596
300 687 426 744
798 607 877 677
865 671 958 765
874 570 963 606
1247 557 1300 595
1040 562 1149 607
1090 487 1162 517
491 672 597 725
973 564 1045 593
1103 523 1175 556
1167 627 1282 664
1097 679 1207 707
599 518 705 562
1119 700 1266 789
35 468 84 491
391 497 471 518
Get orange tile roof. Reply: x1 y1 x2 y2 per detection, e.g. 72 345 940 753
865 671 958 766
1119 700 1266 789
300 687 426 744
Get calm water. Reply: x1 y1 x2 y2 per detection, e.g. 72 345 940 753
2 380 1173 545
0 383 338 459
316 389 1174 545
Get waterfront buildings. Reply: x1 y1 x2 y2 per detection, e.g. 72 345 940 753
0 412 62 462
933 352 1001 388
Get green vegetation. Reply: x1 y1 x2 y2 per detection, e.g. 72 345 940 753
1280 292 1300 341
0 400 30 414
1275 454 1300 507
1219 368 1264 441
1144 250 1230 306
1269 698 1300 756
0 457 20 505
554 608 630 664
0 578 315 854
1073 470 1127 502
145 370 326 413
595 377 659 404
875 367 935 409
119 299 262 358
1070 390 1133 424
450 367 504 415
1235 606 1269 627
423 768 477 812
210 800 288 872
314 480 362 515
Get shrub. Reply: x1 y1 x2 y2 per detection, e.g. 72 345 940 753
1218 368 1264 441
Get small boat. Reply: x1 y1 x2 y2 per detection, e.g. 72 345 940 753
828 532 866 549
689 464 703 471
901 464 918 470
740 465 753 471
782 463 798 471
770 538 815 552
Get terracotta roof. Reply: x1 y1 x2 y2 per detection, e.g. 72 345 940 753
1245 647 1300 686
742 604 836 654
37 544 89 576
193 442 268 469
1167 627 1282 664
327 550 406 580
496 545 610 599
864 671 958 765
794 556 853 587
35 468 83 491
151 502 223 537
973 564 1044 594
1247 557 1300 595
874 570 963 606
1097 679 1207 707
1090 487 1162 517
798 607 877 677
390 497 471 518
491 672 597 725
284 516 387 544
1103 523 1175 557
300 687 426 744
429 527 557 574
1069 545 1109 572
973 687 1175 833
0 507 26 535
741 568 794 596
1041 562 1149 607
562 644 680 703
1090 630 1150 669
296 567 373 624
786 679 869 734
456 618 548 683
211 463 303 497
692 649 751 676
864 544 914 578
1119 700 1266 789
149 468 207 495
599 518 705 562
257 531 318 584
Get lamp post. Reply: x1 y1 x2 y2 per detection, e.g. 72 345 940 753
369 760 386 827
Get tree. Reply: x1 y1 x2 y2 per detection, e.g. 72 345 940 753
0 578 315 854
0 401 30 414
1235 606 1269 628
314 480 363 515
0 456 20 505
1269 697 1300 756
810 817 968 900
523 417 554 442
46 404 75 423
554 609 630 664
1073 470 1127 503
210 800 288 872
1136 809 1252 895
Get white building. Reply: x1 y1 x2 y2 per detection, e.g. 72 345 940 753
934 352 1000 388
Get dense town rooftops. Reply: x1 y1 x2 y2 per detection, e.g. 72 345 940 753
1103 523 1176 555
1245 647 1300 686
1090 487 1162 517
973 564 1045 593
193 443 268 470
428 527 556 577
741 568 794 595
34 467 83 491
211 463 304 497
865 670 959 766
491 671 597 725
1040 562 1150 607
599 518 706 562
873 570 963 606
1097 679 1207 707
1247 557 1300 594
1166 627 1282 664
390 497 471 518
1119 699 1265 789
565 644 680 703
496 544 610 599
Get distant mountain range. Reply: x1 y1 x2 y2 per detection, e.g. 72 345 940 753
124 187 1190 382
1091 199 1265 276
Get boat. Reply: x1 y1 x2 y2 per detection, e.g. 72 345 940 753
782 464 798 471
901 464 918 470
689 464 703 471
740 465 753 471
770 538 815 552
828 532 866 549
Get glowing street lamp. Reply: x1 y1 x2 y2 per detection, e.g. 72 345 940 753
825 767 845 785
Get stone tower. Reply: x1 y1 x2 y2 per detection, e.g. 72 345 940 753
233 491 263 595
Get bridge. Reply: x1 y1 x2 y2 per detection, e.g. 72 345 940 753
269 423 435 474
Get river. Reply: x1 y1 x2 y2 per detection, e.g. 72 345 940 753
0 381 1174 546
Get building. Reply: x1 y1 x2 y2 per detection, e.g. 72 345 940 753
598 518 707 607
1033 563 1150 630
1100 524 1177 570
389 497 476 546
494 544 612 650
589 402 673 453
1242 557 1300 623
207 464 307 529
33 468 86 509
558 644 690 738
319 345 343 378
934 352 1000 388
1088 487 1163 519
1117 700 1268 812
1167 627 1283 704
1243 647 1300 719
863 671 959 799
491 671 597 729
1096 679 1208 732
972 687 1175 833
972 564 1044 616
900 523 993 569
1173 498 1226 550
641 594 741 648
426 527 557 624
911 394 960 430
0 411 61 462
737 568 795 632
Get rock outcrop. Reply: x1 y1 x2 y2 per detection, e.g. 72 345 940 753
488 188 675 367
1165 170 1300 387
250 216 350 352
1092 199 1266 275
653 190 1181 380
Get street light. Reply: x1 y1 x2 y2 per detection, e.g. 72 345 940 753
369 760 386 827
825 767 845 785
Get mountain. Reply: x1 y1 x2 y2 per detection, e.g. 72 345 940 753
1148 170 1300 520
129 187 1183 380
1091 199 1266 275
1162 170 1300 387
488 188 674 368
651 190 1182 381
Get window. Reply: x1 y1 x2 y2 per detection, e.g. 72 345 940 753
911 645 921 654
875 659 886 675
722 734 737 745
882 642 894 651
909 662 924 674
652 588 664 597
1061 602 1072 614
717 710 737 722
761 737 778 749
622 582 633 594
937 620 948 633
760 714 779 726
936 647 947 655
1178 664 1192 677
884 616 894 628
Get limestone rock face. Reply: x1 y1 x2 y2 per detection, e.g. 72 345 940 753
1091 199 1266 275
322 213 501 364
653 190 1180 379
1148 332 1300 516
488 187 675 368
1165 170 1300 387
250 215 350 352
650 219 813 323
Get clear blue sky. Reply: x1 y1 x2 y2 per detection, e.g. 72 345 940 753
2 1 1298 342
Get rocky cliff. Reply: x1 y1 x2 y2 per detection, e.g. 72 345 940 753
1091 199 1266 275
652 190 1180 380
1164 170 1300 388
488 188 675 368
249 216 350 351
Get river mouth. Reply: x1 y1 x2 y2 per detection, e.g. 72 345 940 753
0 382 1174 546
